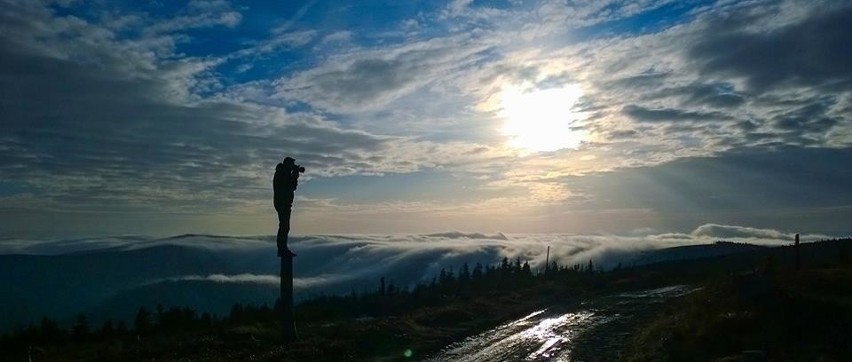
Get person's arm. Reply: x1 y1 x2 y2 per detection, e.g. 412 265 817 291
291 170 300 191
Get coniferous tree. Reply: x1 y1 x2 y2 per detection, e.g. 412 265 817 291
522 261 532 276
156 304 165 326
115 321 128 335
472 262 484 279
134 307 151 334
72 313 90 340
100 320 114 336
501 257 510 271
38 317 64 343
200 312 212 327
229 303 245 324
459 263 471 282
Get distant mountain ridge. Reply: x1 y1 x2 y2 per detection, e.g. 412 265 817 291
0 241 276 330
628 241 769 266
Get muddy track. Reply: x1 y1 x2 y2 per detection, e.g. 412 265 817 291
426 285 693 361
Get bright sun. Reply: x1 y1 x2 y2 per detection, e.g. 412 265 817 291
499 84 586 153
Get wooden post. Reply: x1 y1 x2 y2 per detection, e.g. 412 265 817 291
795 233 800 271
280 252 296 340
544 246 550 275
278 201 297 341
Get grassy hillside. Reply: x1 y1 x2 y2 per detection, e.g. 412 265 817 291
624 239 852 361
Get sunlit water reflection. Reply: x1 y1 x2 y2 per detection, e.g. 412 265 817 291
426 285 693 361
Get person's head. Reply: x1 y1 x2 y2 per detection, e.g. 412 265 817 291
283 157 295 166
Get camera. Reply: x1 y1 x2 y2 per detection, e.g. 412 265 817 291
283 157 305 173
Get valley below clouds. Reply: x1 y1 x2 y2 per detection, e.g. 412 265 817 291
0 224 832 330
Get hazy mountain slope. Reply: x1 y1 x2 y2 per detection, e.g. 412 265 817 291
628 242 768 266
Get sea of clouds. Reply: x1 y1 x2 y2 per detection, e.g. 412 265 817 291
1 223 832 288
0 224 836 330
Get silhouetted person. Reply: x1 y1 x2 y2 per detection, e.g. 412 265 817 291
274 157 302 257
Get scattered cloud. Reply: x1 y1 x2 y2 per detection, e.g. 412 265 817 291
320 30 352 44
622 105 729 123
687 4 852 92
0 0 850 238
274 35 494 113
144 11 242 35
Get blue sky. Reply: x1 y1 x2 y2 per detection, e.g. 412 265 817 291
1 0 851 239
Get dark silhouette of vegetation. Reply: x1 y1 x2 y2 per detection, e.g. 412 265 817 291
625 237 852 361
0 253 604 359
2 237 850 361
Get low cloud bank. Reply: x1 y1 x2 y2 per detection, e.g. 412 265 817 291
287 225 832 282
2 224 834 272
689 224 821 242
157 273 348 289
0 233 272 255
0 224 842 331
161 274 279 286
117 224 839 294
424 231 509 240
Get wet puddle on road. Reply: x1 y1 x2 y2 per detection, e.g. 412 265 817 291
426 285 693 361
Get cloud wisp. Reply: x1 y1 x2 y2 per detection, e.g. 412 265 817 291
157 273 352 290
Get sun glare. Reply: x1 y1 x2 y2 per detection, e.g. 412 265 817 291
500 84 586 153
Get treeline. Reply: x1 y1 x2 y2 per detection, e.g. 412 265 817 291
298 256 602 320
1 256 602 352
0 305 217 350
